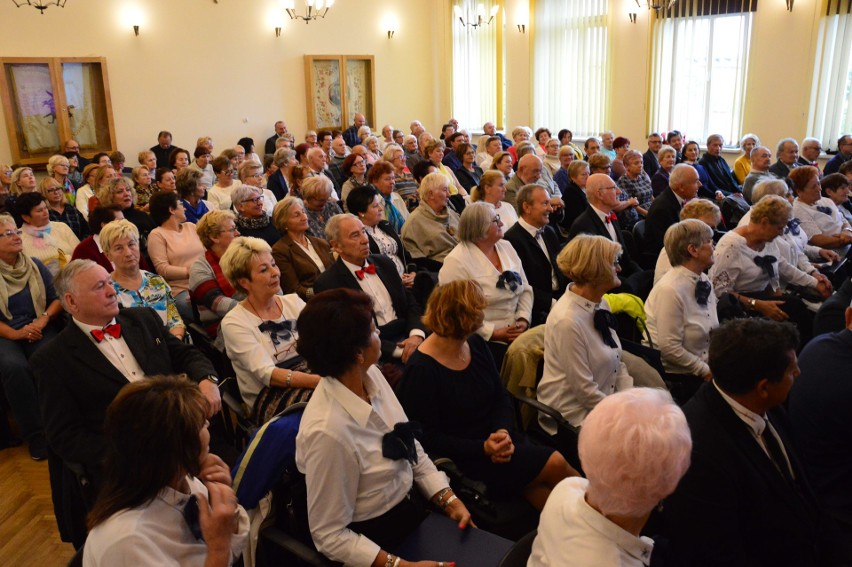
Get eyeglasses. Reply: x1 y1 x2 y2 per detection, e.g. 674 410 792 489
243 196 264 205
46 187 64 193
491 215 502 224
0 229 23 238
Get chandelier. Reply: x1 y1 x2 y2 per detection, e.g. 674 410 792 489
12 0 66 13
285 0 334 23
635 0 677 13
454 3 499 29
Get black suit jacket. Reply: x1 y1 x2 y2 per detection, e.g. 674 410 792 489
567 205 641 278
267 169 289 201
769 160 797 179
661 383 820 567
644 187 683 258
504 223 567 327
643 149 660 178
33 307 215 469
264 134 280 157
314 254 424 357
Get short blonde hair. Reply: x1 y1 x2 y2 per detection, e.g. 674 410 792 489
238 159 261 181
425 140 446 157
300 175 333 201
96 177 134 207
750 194 791 226
557 234 621 286
9 167 33 195
219 236 272 294
0 213 16 229
679 198 721 225
196 209 236 248
92 164 116 189
272 196 305 233
471 170 504 202
664 219 713 266
137 150 155 165
47 154 69 176
418 172 449 201
99 219 140 254
38 177 66 205
423 280 487 339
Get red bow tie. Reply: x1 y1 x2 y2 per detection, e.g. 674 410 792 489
605 212 617 224
91 323 122 343
355 263 377 280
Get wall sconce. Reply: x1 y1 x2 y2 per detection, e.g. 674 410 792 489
383 14 398 39
387 30 395 38
515 4 529 33
275 26 282 37
133 25 140 36
516 24 525 33
628 12 637 23
786 0 793 10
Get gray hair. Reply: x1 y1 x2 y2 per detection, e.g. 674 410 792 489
382 143 404 163
706 134 724 146
664 219 714 266
669 163 696 190
300 175 333 201
272 196 305 233
55 259 99 310
457 201 494 243
231 184 261 207
752 178 790 202
0 213 15 229
273 148 296 168
776 137 799 155
739 133 761 147
402 134 417 146
657 144 677 162
418 172 449 201
515 141 536 159
750 145 771 159
324 212 358 242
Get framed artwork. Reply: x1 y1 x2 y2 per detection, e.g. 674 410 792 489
304 55 375 132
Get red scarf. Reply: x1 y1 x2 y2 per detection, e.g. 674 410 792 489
206 249 237 297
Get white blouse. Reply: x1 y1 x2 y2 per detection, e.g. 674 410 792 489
438 240 533 340
738 210 819 274
646 266 718 377
220 294 306 409
295 366 448 566
792 197 851 239
488 200 519 231
709 231 817 296
537 287 632 430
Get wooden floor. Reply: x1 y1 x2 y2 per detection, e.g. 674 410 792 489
0 445 75 566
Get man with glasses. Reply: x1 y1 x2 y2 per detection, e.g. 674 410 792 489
824 134 852 175
644 133 663 177
644 164 703 261
63 138 90 169
798 137 824 171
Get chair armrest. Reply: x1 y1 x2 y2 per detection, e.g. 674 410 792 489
513 394 577 434
260 526 338 566
434 457 488 497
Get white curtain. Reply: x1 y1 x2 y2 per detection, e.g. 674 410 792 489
451 0 499 131
648 0 753 145
807 0 852 150
532 0 609 137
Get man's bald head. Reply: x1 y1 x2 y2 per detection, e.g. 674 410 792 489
517 154 543 184
586 173 619 211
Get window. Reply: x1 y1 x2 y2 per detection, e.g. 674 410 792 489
532 0 609 137
807 0 852 151
451 0 501 131
648 0 755 145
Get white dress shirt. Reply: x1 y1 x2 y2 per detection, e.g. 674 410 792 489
653 248 673 286
220 294 306 409
590 204 618 241
438 240 533 341
295 366 448 567
517 217 559 291
83 475 249 567
529 476 654 567
537 287 633 431
646 266 718 377
342 258 397 327
709 231 817 296
73 317 145 382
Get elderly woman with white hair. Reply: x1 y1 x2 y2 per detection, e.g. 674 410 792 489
383 143 420 212
651 144 678 197
301 175 343 240
401 172 461 269
537 235 634 430
529 388 691 567
47 154 76 206
271 196 334 301
646 219 719 403
220 236 321 424
364 135 383 165
439 201 532 363
101 219 185 340
710 195 829 344
231 184 280 247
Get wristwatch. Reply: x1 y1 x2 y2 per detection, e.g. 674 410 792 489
202 375 220 386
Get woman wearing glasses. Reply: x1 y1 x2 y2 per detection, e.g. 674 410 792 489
438 202 532 364
340 153 369 209
40 177 90 241
208 156 240 211
231 185 280 247
14 192 80 278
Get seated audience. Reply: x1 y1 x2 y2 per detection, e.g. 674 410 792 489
616 150 651 230
231 185 280 247
78 164 116 220
169 147 191 175
40 176 90 241
176 168 211 224
270 196 334 301
383 143 419 212
682 140 720 201
661 318 820 567
131 165 155 212
72 205 126 273
742 145 775 204
0 212 63 460
368 160 409 234
189 210 245 341
155 166 177 194
530 388 691 567
734 132 761 184
710 195 828 345
267 148 295 201
346 186 413 282
644 163 701 260
554 159 590 231
542 138 562 177
399 280 576 510
490 150 515 181
453 142 484 193
698 134 740 194
439 202 532 363
295 288 472 566
187 145 215 190
425 140 467 197
769 138 801 179
537 234 633 430
207 156 239 211
238 160 276 216
147 191 205 324
651 144 677 197
301 175 343 240
83 375 249 567
16 192 80 278
96 177 157 254
220 237 319 423
822 172 852 226
102 220 185 340
646 219 719 403
314 214 425 377
339 153 369 207
47 154 76 206
654 198 722 284
610 135 630 180
471 170 518 230
401 172 460 267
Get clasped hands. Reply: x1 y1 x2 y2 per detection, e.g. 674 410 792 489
483 429 515 464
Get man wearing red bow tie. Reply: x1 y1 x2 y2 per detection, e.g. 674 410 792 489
314 214 425 379
31 259 218 548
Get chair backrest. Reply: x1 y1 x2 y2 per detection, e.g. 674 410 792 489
497 529 537 567
67 546 84 567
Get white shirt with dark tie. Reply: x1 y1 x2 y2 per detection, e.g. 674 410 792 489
590 204 618 241
517 217 559 291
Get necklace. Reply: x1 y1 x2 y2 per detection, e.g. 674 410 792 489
247 295 281 320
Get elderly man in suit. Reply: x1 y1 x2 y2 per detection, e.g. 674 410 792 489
504 184 567 326
314 214 425 370
567 173 652 298
661 318 821 567
32 259 219 547
643 132 663 177
824 134 852 175
769 138 801 179
264 120 289 157
643 163 702 261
